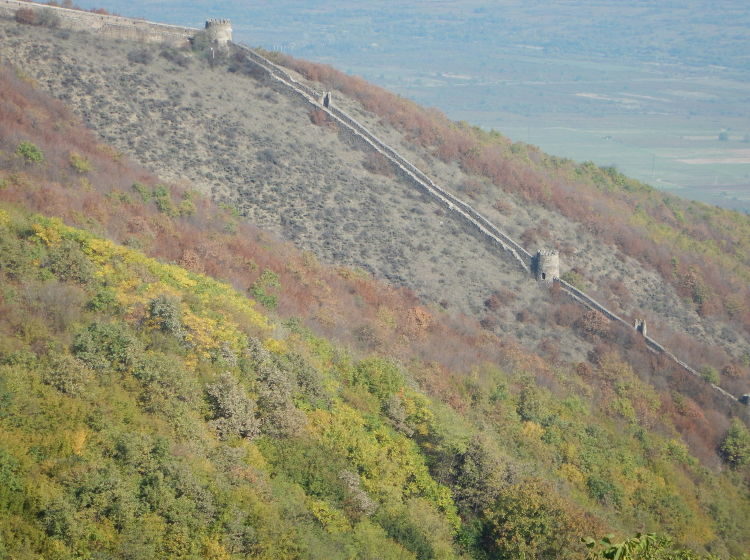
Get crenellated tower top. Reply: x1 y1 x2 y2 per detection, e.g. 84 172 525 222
205 18 232 47
535 249 559 284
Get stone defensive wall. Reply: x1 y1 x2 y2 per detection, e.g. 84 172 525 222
0 0 197 46
232 42 740 404
234 46 533 272
557 279 737 401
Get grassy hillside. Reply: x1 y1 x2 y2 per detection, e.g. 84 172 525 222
274 52 750 324
2 14 750 401
1 59 750 558
270 52 750 386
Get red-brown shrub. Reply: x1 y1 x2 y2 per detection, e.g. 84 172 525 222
15 8 37 25
309 108 331 127
362 152 393 177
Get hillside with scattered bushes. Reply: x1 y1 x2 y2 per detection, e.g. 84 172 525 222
4 201 748 558
0 8 749 559
3 14 750 389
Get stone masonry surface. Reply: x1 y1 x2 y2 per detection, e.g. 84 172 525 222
0 0 196 46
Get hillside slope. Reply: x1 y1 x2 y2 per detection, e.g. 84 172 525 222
1 12 750 558
1 41 750 559
0 18 543 331
4 201 747 558
0 156 747 559
2 17 750 400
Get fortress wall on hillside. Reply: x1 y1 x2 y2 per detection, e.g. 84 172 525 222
0 0 196 46
233 43 741 405
0 2 736 404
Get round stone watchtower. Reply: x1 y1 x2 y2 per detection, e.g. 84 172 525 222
535 249 559 284
205 18 232 48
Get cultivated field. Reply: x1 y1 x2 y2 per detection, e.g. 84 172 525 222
74 0 750 211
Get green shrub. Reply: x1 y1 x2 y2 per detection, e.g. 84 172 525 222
353 357 404 400
586 475 623 508
43 354 92 396
699 366 719 385
133 351 195 411
376 503 434 559
257 362 306 437
148 295 185 340
259 437 350 504
560 270 586 290
152 184 177 216
72 321 143 373
45 239 94 285
205 372 260 440
39 496 76 540
154 196 177 216
0 448 25 514
0 232 37 280
87 286 119 313
720 419 750 468
583 532 711 559
131 182 152 202
16 141 44 164
516 383 544 422
482 479 588 559
453 436 508 514
178 198 196 216
250 269 281 309
69 152 92 174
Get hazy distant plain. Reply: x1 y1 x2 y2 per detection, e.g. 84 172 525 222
75 0 750 211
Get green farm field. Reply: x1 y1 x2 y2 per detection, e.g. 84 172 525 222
73 0 750 210
334 47 750 211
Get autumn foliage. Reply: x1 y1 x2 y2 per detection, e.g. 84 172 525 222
1 58 745 453
2 60 750 556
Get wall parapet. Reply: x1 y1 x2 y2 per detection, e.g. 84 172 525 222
0 0 197 46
